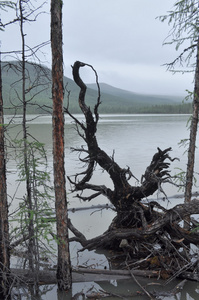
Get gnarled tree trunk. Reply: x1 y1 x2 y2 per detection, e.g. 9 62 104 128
65 61 199 281
67 61 177 228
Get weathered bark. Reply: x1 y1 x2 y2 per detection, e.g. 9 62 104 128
67 199 199 282
51 0 71 290
0 54 11 299
8 267 181 284
184 37 199 229
67 61 177 228
69 199 199 250
65 61 199 282
9 267 196 287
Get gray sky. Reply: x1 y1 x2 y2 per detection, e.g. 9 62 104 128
1 0 195 96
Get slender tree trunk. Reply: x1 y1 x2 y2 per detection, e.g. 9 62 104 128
19 0 35 273
184 37 199 230
51 0 71 290
0 51 11 299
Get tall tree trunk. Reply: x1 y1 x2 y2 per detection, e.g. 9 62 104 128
184 37 199 230
19 0 35 275
51 0 71 290
0 51 11 299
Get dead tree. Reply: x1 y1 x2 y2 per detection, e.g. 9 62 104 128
65 61 199 281
67 61 176 227
51 0 71 291
0 47 11 300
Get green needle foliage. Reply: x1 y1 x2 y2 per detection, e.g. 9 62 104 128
10 139 56 262
159 0 199 71
160 1 199 227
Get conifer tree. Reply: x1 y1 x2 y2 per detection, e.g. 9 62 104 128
159 0 199 229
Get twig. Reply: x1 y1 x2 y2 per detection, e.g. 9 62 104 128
125 262 155 300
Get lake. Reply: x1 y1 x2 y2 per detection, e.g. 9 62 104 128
5 114 199 299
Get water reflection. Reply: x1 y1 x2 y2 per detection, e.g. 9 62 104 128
21 278 199 300
5 114 199 299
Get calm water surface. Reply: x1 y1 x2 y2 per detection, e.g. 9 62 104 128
5 114 199 299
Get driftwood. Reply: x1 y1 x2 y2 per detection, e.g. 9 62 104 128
68 199 199 251
10 267 159 285
68 200 199 282
67 62 178 212
10 267 188 300
63 61 199 287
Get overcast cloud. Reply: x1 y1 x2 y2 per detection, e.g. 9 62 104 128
0 0 195 96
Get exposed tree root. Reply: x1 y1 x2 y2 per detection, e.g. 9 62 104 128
68 199 199 282
64 61 199 290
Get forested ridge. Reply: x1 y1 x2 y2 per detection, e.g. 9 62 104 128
2 61 190 114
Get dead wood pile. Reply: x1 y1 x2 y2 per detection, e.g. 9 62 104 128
64 61 199 283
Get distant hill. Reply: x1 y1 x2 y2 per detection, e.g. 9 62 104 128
1 61 191 114
87 82 184 105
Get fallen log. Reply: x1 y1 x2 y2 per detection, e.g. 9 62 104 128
10 267 159 285
11 266 197 286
